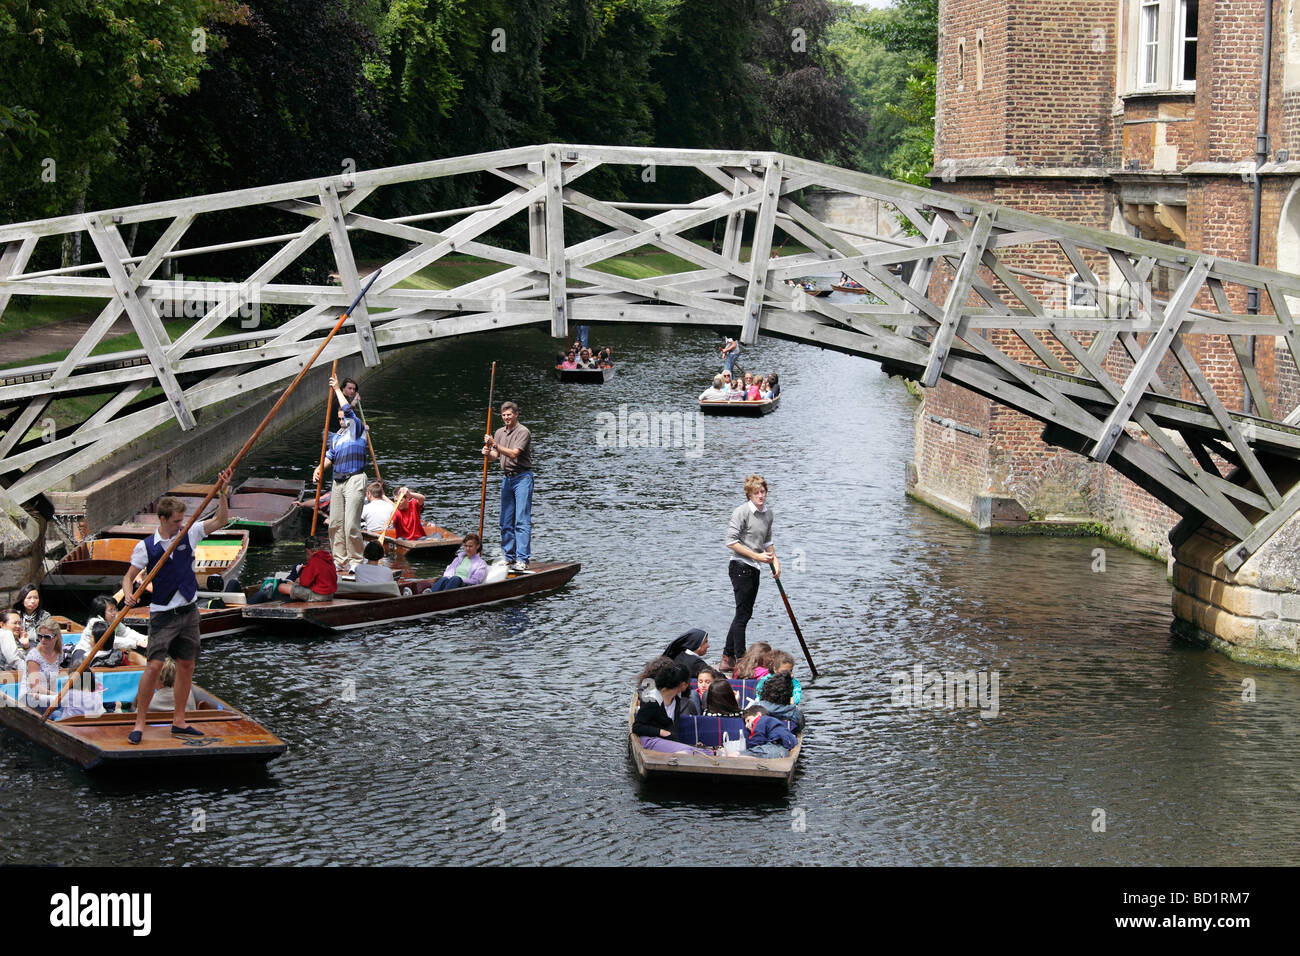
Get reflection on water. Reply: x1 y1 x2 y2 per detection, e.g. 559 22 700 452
3 324 1299 866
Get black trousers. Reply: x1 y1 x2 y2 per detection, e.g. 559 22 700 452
725 560 760 659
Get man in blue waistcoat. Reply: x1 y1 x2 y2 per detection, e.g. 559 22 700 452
121 467 232 744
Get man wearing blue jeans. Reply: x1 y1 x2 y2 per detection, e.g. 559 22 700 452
483 401 534 571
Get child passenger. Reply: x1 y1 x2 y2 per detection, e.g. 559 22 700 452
733 642 771 680
249 537 338 603
353 541 395 585
738 703 798 759
701 679 743 717
753 649 802 704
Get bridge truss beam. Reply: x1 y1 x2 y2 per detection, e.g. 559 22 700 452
3 144 1300 570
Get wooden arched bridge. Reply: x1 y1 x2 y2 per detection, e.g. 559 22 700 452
3 144 1300 571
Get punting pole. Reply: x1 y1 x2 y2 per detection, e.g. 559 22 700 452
311 360 338 536
478 362 497 541
378 488 407 545
771 565 818 680
45 270 382 719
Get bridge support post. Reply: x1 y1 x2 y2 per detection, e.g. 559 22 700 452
1172 517 1300 669
544 149 569 340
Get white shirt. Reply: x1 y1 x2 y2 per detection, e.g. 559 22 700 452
361 499 396 533
129 523 207 613
75 617 147 657
0 626 23 669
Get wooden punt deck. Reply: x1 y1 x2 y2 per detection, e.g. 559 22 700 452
0 667 284 770
242 561 581 634
698 396 781 417
627 697 801 786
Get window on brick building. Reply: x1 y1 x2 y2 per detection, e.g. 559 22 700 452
957 38 966 92
1067 273 1100 312
1128 0 1197 93
1176 0 1197 88
976 35 985 91
1139 0 1159 88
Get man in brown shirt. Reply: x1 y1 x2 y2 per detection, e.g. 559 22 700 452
482 400 534 570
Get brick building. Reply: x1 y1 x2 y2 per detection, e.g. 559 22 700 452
914 0 1300 557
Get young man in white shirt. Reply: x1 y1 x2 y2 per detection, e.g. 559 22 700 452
121 467 232 744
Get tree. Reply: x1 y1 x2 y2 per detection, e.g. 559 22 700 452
825 4 911 175
857 0 937 186
0 0 246 261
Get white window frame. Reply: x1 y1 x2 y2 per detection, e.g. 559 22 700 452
1127 0 1197 94
1174 0 1197 91
1138 0 1161 90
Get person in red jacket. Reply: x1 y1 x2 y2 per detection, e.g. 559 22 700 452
249 537 338 603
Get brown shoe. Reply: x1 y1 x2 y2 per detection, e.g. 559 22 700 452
718 654 735 673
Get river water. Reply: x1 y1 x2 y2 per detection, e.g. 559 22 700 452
4 323 1299 866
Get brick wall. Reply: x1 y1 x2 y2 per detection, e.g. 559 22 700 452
921 0 1300 558
1005 0 1117 167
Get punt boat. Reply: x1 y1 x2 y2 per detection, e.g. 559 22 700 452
556 364 615 383
43 529 251 594
0 666 285 770
152 479 304 543
627 678 802 786
362 522 464 559
242 560 581 635
698 396 781 417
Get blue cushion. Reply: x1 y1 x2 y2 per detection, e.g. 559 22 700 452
676 714 797 748
0 670 142 707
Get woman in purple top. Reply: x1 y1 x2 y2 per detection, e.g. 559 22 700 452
430 533 488 591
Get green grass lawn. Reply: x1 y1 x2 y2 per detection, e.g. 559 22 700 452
0 296 106 332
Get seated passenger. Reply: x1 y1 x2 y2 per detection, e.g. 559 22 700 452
559 350 578 370
683 666 720 716
632 660 712 756
59 667 105 718
701 678 743 717
746 376 762 401
767 373 781 399
754 671 804 732
576 348 598 369
732 642 772 680
0 609 26 670
248 537 338 604
758 377 772 400
389 486 428 540
361 480 396 533
25 624 64 709
149 656 199 712
738 703 797 759
728 379 746 401
661 628 711 678
71 595 148 667
699 375 729 401
430 533 487 591
352 541 396 586
597 347 613 367
14 584 52 639
753 649 803 704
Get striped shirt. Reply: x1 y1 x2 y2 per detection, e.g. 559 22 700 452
326 403 368 477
